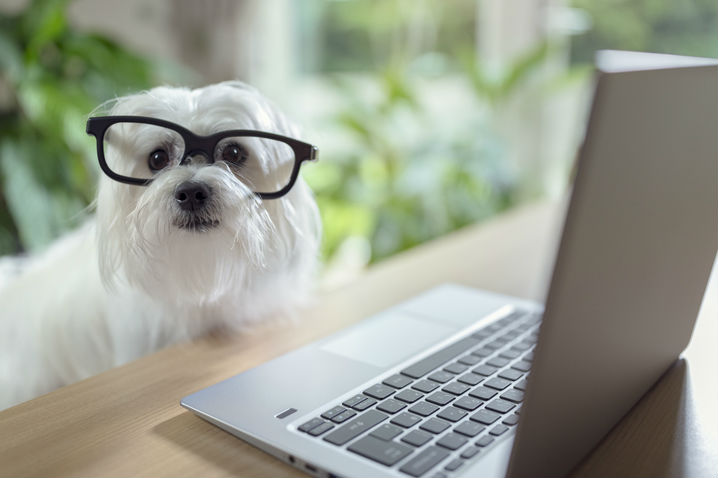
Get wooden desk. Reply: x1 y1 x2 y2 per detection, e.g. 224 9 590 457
0 201 715 477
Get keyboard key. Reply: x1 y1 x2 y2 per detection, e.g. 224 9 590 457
399 446 450 477
460 445 481 459
473 364 498 376
511 360 532 372
343 395 368 408
353 397 377 411
420 418 451 434
489 424 509 436
486 357 510 368
498 369 523 381
332 409 357 423
323 410 388 446
471 328 492 340
496 332 514 341
501 389 524 403
437 406 467 423
364 384 395 400
500 330 521 340
426 391 454 406
391 412 422 428
485 399 516 414
370 423 403 441
436 432 468 450
511 342 532 351
476 435 495 447
453 396 483 411
298 417 325 433
485 339 506 350
377 398 407 414
514 379 528 391
412 380 440 393
502 414 520 426
485 323 503 333
408 401 440 417
484 377 512 391
445 458 465 471
470 409 501 425
308 422 334 436
471 347 493 357
469 386 497 401
443 362 469 374
499 349 522 360
348 435 413 466
401 337 480 379
457 372 483 386
401 430 433 447
442 382 470 395
454 421 485 437
395 389 424 403
484 322 503 335
428 371 454 383
321 406 346 420
384 374 413 389
342 394 366 408
457 354 481 366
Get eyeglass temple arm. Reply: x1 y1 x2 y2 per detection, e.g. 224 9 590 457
308 145 319 161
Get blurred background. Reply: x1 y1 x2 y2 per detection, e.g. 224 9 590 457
0 0 715 286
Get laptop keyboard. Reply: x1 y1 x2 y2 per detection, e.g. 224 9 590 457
295 309 541 477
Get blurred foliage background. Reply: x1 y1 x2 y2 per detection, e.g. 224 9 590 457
0 0 715 282
0 0 167 253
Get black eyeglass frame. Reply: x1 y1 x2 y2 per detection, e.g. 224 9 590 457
86 115 319 200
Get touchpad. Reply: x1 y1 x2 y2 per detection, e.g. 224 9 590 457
320 311 457 369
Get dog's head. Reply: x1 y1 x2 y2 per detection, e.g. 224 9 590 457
94 82 320 305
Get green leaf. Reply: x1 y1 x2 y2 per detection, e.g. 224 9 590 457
22 0 68 62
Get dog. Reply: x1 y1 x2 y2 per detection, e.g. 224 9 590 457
0 81 321 410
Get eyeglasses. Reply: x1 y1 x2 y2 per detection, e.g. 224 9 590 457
86 116 319 199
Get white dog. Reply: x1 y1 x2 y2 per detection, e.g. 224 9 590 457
0 81 321 410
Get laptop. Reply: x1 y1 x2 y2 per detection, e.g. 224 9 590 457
181 51 718 477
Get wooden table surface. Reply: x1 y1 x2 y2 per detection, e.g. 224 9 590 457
0 200 715 477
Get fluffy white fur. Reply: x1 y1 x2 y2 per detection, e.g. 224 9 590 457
0 82 321 410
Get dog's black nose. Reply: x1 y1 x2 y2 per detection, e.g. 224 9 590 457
174 181 211 211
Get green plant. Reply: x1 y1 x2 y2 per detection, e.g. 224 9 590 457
305 66 520 265
570 0 718 61
0 0 174 255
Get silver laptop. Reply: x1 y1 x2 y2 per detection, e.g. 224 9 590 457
181 51 718 477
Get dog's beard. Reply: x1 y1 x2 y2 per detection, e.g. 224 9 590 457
98 163 283 305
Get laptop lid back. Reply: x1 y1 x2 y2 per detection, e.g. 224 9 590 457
507 51 718 477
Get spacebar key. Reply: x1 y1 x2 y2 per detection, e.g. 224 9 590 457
399 446 450 477
401 337 480 379
323 410 388 446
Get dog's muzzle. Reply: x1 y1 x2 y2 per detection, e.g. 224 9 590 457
173 180 220 231
175 181 211 212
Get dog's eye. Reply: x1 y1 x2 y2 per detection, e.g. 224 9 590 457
148 150 170 171
220 143 248 164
